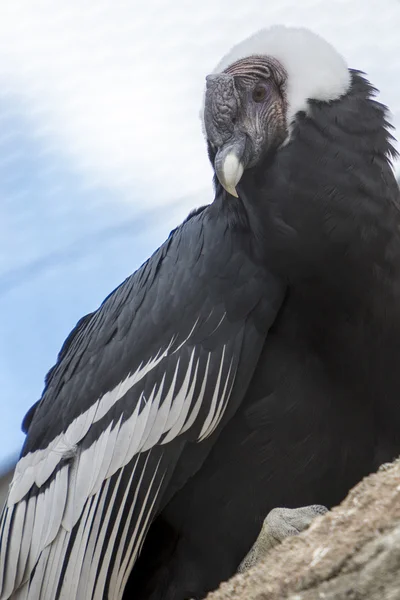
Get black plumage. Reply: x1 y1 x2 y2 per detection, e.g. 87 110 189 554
0 162 285 600
1 25 400 600
125 69 400 599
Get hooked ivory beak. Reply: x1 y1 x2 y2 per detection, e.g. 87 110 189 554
214 148 245 198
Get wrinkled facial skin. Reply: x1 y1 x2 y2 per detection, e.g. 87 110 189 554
204 57 288 197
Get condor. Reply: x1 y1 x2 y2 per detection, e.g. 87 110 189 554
1 25 400 600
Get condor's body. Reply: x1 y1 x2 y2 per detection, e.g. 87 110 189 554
1 25 400 600
128 68 400 599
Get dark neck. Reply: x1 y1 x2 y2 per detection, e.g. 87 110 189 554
232 71 400 307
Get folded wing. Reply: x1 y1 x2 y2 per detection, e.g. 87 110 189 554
0 206 283 600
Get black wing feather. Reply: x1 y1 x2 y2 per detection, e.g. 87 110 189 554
0 199 284 600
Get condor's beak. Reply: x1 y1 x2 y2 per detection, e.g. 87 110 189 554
214 146 245 198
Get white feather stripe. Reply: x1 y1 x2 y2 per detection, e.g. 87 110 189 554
0 504 7 535
0 501 26 598
83 471 123 600
38 480 56 553
86 421 113 498
25 489 47 582
119 402 153 472
0 498 32 598
0 507 12 593
139 364 179 453
198 346 226 441
34 445 66 489
119 359 179 474
17 502 35 591
25 544 51 600
61 455 79 531
16 496 35 589
91 418 122 496
202 357 235 440
6 487 51 595
9 398 99 508
105 396 142 480
140 375 167 452
93 374 131 424
12 580 28 600
93 342 173 424
93 456 145 600
118 472 165 599
8 466 36 507
171 316 200 355
205 379 235 440
65 400 99 447
59 495 96 600
208 312 227 336
40 521 69 600
67 444 100 532
76 478 112 600
116 455 164 599
212 365 236 435
119 385 163 472
12 433 62 487
15 436 71 500
42 465 69 549
162 356 200 445
107 455 145 597
135 383 161 453
163 348 196 433
180 353 211 435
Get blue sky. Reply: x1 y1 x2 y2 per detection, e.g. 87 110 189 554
0 93 185 466
1 0 400 471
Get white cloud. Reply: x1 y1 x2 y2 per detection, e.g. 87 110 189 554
0 0 398 215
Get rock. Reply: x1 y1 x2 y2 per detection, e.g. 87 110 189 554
206 458 400 600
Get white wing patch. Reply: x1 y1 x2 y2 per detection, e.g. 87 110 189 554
0 315 239 600
8 341 175 508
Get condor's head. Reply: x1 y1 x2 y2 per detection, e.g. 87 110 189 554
202 25 351 197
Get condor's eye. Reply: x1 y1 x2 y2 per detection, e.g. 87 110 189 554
252 84 269 103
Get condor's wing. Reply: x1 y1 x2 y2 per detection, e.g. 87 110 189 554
0 205 284 600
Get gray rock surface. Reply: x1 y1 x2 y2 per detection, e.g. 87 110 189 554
206 458 400 600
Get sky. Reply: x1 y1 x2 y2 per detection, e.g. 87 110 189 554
0 0 400 470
